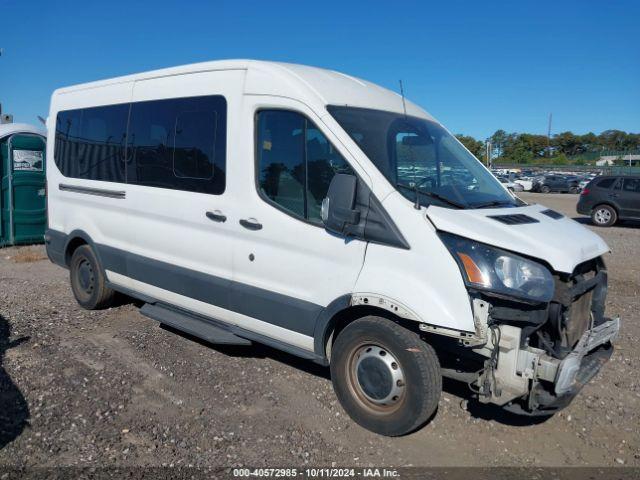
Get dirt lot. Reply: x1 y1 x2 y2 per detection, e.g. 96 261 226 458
0 193 638 468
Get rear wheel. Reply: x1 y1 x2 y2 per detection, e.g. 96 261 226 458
541 185 551 193
330 316 441 436
569 186 579 194
591 204 617 227
70 245 116 309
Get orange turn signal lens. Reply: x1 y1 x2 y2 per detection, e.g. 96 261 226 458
457 252 489 286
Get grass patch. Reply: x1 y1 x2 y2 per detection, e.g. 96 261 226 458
10 247 47 263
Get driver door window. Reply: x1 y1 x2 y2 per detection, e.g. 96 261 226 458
257 110 353 224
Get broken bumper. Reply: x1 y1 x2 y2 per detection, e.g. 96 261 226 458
553 315 620 395
510 315 620 415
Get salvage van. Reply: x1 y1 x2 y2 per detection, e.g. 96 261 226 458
45 60 620 436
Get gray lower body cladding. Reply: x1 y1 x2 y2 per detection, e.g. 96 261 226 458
45 228 332 362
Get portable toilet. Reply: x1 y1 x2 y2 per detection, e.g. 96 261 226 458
0 123 47 247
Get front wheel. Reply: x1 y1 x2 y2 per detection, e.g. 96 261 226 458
591 204 617 227
330 316 441 436
541 185 551 193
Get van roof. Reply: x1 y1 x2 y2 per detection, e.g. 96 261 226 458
53 59 433 120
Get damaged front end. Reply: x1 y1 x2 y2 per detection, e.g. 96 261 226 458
469 257 619 415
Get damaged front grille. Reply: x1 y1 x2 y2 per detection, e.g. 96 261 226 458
472 257 608 361
543 258 607 357
565 290 593 347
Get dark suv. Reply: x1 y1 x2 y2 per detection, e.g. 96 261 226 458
577 175 640 227
532 174 579 193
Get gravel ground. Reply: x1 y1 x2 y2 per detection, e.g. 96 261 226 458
0 193 638 468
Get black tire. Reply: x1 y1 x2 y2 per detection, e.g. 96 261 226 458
540 185 551 193
591 204 617 227
69 245 116 310
569 186 579 194
330 316 441 436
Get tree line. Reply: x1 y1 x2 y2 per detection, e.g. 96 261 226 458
455 129 640 165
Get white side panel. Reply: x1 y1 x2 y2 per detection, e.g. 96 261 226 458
47 82 136 289
106 271 314 351
126 70 246 288
355 192 476 333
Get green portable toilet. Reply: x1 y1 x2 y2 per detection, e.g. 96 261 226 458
0 123 47 247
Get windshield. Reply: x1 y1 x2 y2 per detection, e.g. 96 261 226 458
328 106 519 209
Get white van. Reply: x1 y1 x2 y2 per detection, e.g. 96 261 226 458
45 60 619 436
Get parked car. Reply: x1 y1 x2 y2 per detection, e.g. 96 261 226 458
513 177 534 191
577 176 640 227
532 174 580 193
497 177 524 192
577 174 598 192
45 59 619 435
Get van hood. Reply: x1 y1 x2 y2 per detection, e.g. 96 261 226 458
426 203 609 274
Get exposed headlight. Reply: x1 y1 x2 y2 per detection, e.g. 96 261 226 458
439 232 554 303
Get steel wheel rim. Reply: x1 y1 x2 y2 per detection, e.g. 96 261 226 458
75 258 95 298
595 208 611 224
345 342 406 415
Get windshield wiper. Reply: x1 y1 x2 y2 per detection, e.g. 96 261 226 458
470 200 516 209
395 183 466 209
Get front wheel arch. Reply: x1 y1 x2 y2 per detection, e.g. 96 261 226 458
316 303 424 362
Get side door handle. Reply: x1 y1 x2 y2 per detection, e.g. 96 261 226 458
239 218 263 231
608 193 619 198
206 210 227 223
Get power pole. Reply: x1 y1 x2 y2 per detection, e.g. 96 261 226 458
547 113 553 157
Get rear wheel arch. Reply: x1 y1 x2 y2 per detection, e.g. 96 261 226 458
64 236 88 266
63 230 103 271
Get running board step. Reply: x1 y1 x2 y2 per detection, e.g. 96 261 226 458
140 303 252 346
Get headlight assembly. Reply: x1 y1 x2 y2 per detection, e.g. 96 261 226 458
439 232 555 303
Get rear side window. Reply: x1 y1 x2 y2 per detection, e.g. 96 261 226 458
256 110 353 223
55 104 129 182
127 95 226 195
596 177 616 189
622 177 640 193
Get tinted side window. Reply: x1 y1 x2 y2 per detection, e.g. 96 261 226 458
622 177 640 193
257 111 305 217
596 177 616 189
55 104 129 182
257 110 353 223
128 95 226 194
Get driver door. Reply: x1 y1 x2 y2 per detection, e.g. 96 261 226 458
229 100 368 351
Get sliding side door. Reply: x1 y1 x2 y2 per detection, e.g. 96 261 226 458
119 70 245 323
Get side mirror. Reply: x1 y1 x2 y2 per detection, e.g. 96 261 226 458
321 174 361 235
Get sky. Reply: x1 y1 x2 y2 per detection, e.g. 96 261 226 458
0 0 638 140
